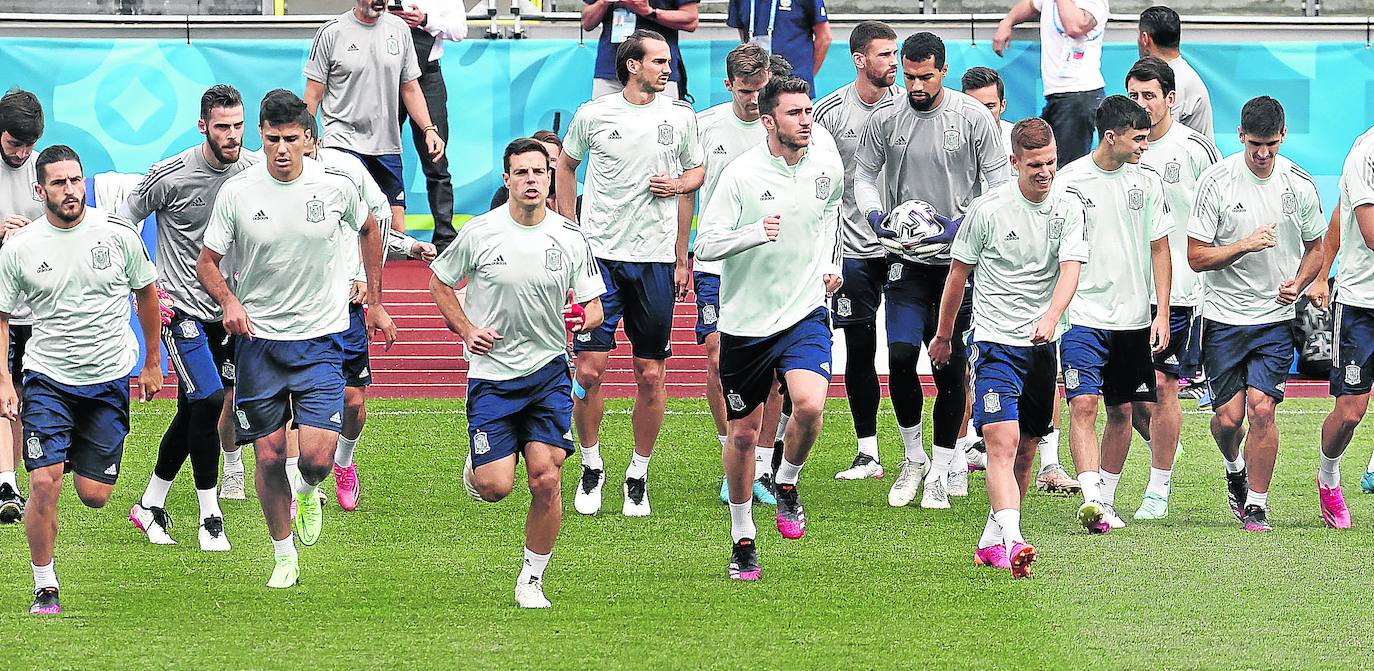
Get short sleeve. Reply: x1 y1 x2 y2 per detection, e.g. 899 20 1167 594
972 107 1011 188
431 225 476 287
678 110 703 171
1058 204 1090 263
0 247 21 315
400 28 422 84
1298 182 1325 241
1031 0 1045 11
120 166 164 224
563 106 592 162
304 24 333 83
1079 0 1109 25
1147 177 1172 241
950 201 988 265
569 232 607 304
1347 150 1374 209
341 188 367 234
202 185 237 255
810 0 828 24
1187 172 1222 244
120 226 157 290
358 170 391 224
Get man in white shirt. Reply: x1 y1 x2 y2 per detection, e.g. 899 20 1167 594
432 138 605 609
390 0 466 252
1138 5 1213 139
994 0 1109 166
557 29 704 518
1187 96 1325 533
695 75 843 581
0 145 163 615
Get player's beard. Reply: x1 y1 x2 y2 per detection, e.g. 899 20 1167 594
907 91 937 112
208 140 241 165
46 195 83 223
0 146 24 169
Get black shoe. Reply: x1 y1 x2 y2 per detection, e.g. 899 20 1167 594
579 466 603 495
1241 504 1272 532
202 515 225 538
29 587 59 615
728 538 761 580
1225 469 1249 521
758 472 777 497
0 482 25 524
774 483 806 539
969 439 986 455
624 477 647 506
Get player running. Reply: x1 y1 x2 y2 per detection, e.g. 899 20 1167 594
696 75 843 581
1187 96 1325 532
557 29 704 517
813 20 899 483
931 118 1088 578
0 145 163 614
854 32 1010 509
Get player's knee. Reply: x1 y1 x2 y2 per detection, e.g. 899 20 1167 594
789 395 824 429
77 489 110 509
728 427 759 452
298 456 332 485
1069 396 1099 422
1105 403 1132 425
527 467 561 501
475 476 513 502
932 360 966 393
1211 408 1243 434
1246 395 1277 426
575 364 604 389
888 343 920 372
633 363 665 390
27 467 61 494
705 335 721 367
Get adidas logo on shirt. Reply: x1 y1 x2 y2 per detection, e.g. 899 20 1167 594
491 255 507 266
712 145 728 155
894 136 908 146
252 210 269 221
35 262 51 273
1004 231 1020 241
608 130 623 140
1232 203 1247 213
189 196 206 207
841 129 857 139
760 190 774 201
346 43 359 52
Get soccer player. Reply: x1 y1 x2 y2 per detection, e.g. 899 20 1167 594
197 90 394 587
1138 5 1213 139
1124 57 1220 519
960 66 1014 153
0 88 44 524
854 32 1010 509
930 118 1088 578
813 20 898 483
0 145 163 614
1057 95 1170 533
304 0 446 233
1187 96 1325 532
556 29 704 517
435 137 605 608
121 85 260 551
695 75 843 581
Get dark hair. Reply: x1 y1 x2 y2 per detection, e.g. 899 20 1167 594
1095 94 1152 139
1125 56 1175 96
1139 5 1181 50
1011 118 1054 153
35 144 79 182
1241 96 1285 137
532 129 562 149
0 88 43 145
199 84 243 121
960 66 1004 101
901 32 945 70
259 88 307 129
301 112 319 140
614 29 667 86
503 137 551 173
725 43 769 82
759 76 811 116
849 20 897 56
767 54 793 78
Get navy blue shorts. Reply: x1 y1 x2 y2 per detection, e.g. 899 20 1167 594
342 304 372 387
693 271 720 344
883 258 971 356
1150 306 1199 379
340 149 404 207
8 324 29 382
1060 325 1156 405
1201 319 1295 407
21 372 130 484
1331 303 1374 396
163 310 235 401
232 335 345 444
466 357 575 468
573 259 674 360
831 257 886 328
719 307 832 420
970 341 1058 438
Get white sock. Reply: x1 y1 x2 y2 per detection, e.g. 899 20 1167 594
1246 489 1268 510
964 417 976 440
1223 454 1245 474
1099 469 1121 506
776 457 803 486
931 446 955 476
272 534 296 559
580 443 603 471
519 547 551 581
141 475 174 509
898 424 928 464
717 435 727 448
293 474 317 500
626 452 650 480
1038 430 1061 468
196 487 222 520
284 456 300 482
1319 453 1342 488
951 445 969 474
222 449 243 470
0 470 16 489
1366 447 1374 473
857 435 879 461
31 561 57 591
334 433 359 469
729 500 756 542
1145 467 1172 498
993 508 1024 547
977 509 1003 548
755 446 776 476
775 412 790 444
1078 470 1102 503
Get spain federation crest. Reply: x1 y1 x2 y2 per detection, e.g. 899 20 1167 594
387 35 401 55
1064 368 1080 390
888 263 902 282
473 431 490 455
1347 364 1362 386
306 199 325 223
942 128 962 152
544 248 564 272
90 244 111 270
24 435 41 460
1048 217 1064 241
1164 161 1181 184
727 393 746 412
702 304 718 325
836 297 852 317
1282 192 1297 215
1128 188 1145 211
983 392 1001 414
657 123 673 145
815 175 831 200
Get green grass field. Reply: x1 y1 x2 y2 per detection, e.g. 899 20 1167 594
3 396 1373 669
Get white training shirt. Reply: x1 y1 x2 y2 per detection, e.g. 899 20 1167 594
1032 0 1109 96
694 142 844 338
1335 126 1374 310
1058 154 1170 330
952 181 1090 347
0 207 156 386
1169 55 1214 140
0 154 43 327
315 148 391 285
431 206 605 382
563 92 703 263
203 160 366 340
1139 121 1221 308
1188 153 1326 326
693 101 765 276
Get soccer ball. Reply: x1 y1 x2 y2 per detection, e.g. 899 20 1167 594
878 200 958 262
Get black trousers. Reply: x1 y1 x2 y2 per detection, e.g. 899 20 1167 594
400 64 456 252
1041 88 1105 168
